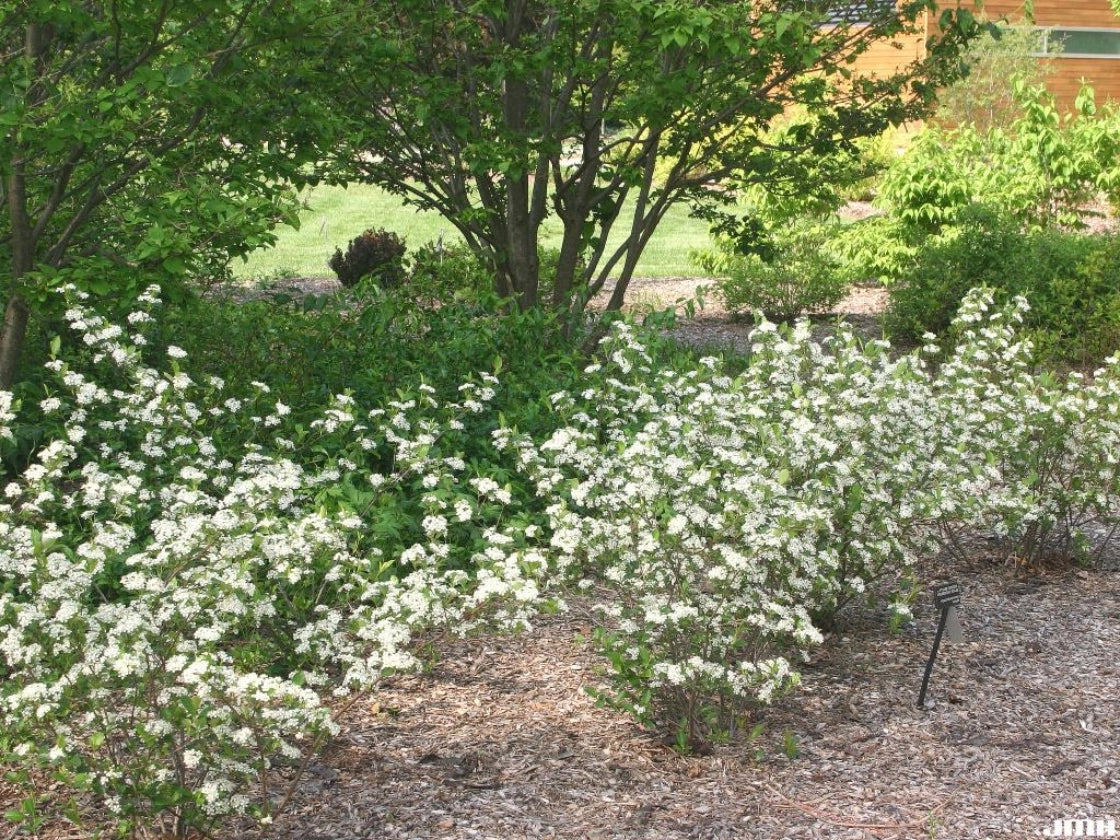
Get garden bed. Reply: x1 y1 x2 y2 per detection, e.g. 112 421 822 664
234 557 1119 840
6 282 1118 840
594 277 890 354
216 274 892 354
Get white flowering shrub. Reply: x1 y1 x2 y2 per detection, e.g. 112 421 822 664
506 322 936 748
0 289 546 835
1049 365 1120 562
922 295 1120 565
5 277 1119 824
506 290 1120 749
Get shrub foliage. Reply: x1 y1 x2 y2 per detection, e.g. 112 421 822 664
696 219 849 323
328 228 407 288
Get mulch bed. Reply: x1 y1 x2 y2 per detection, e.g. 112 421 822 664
242 555 1118 840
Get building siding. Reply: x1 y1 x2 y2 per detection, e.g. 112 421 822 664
981 1 1117 28
848 0 1120 112
1038 57 1120 110
850 30 927 78
983 0 1120 111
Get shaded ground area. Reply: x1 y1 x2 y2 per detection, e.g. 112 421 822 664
599 278 890 354
230 274 893 354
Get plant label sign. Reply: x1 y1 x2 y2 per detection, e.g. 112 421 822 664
933 582 962 609
918 580 964 708
933 582 963 643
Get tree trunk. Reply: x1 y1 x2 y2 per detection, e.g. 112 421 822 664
553 215 586 311
501 65 539 307
505 171 539 310
0 24 52 389
606 144 663 312
1 165 35 390
0 296 30 391
552 133 601 311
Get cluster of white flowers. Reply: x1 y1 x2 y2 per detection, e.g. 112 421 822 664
0 290 549 835
509 290 1120 745
0 391 16 443
918 296 1120 566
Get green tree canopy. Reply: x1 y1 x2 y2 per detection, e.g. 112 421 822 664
329 0 985 314
0 0 341 387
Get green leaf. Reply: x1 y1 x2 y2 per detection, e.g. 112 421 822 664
165 64 194 87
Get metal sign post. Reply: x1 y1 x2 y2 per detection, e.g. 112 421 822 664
917 582 962 709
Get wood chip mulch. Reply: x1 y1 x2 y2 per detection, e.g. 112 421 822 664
232 555 1119 840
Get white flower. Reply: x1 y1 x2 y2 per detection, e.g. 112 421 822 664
422 515 448 537
453 499 473 522
179 658 210 685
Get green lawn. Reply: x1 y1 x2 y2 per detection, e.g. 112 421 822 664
234 183 715 280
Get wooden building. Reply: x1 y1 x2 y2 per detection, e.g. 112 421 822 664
984 0 1120 110
851 1 1120 113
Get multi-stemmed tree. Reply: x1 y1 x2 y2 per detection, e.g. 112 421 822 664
1 1 988 389
330 0 984 314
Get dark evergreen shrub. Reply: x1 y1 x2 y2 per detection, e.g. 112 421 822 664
328 228 407 288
